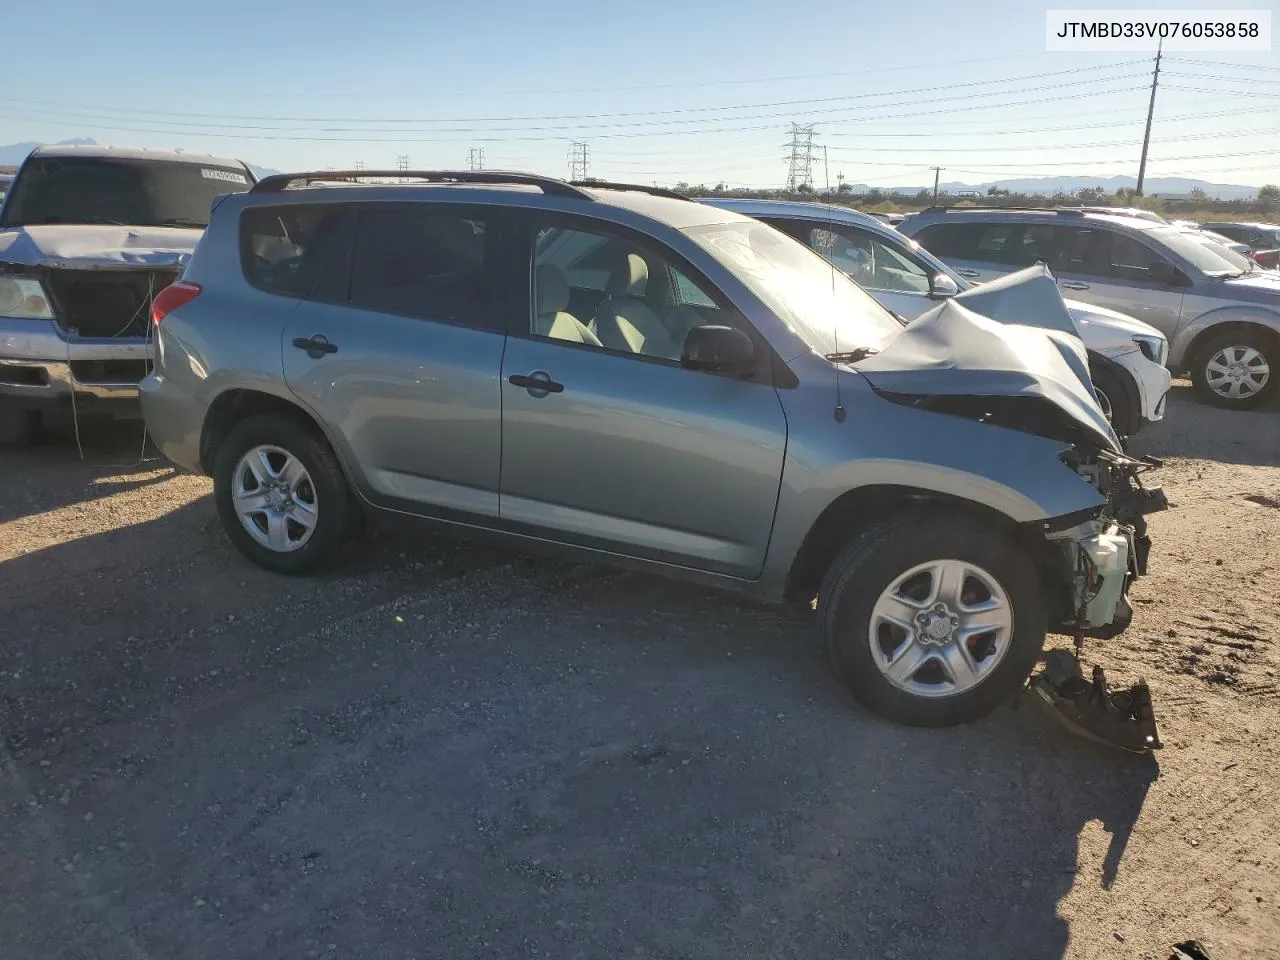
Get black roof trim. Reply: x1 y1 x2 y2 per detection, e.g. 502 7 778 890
250 170 592 199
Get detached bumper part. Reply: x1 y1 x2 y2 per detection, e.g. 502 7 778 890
1031 652 1162 754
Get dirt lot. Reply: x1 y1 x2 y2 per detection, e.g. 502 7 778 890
2 382 1278 960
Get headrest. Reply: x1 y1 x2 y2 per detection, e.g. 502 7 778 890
606 252 648 297
535 264 570 315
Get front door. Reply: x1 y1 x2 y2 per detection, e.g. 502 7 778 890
498 218 789 579
279 202 507 520
1051 226 1186 340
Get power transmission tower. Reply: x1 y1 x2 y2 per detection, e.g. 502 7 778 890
782 123 817 193
931 166 944 204
467 147 485 171
568 141 589 181
353 160 364 173
1135 42 1162 197
396 154 409 182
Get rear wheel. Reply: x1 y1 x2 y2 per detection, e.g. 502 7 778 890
1191 330 1278 410
819 512 1048 727
213 413 354 574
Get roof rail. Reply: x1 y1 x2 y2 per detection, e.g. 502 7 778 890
569 180 691 202
250 170 593 199
920 205 1084 216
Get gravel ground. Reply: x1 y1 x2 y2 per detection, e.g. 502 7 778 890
1 381 1277 960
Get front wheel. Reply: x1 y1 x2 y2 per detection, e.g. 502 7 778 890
819 512 1048 727
1088 360 1138 440
1191 330 1278 410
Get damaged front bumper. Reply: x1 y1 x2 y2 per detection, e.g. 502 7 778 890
0 316 149 417
1045 451 1168 639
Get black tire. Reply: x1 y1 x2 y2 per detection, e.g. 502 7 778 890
212 413 354 574
818 511 1048 727
1190 329 1279 410
1088 360 1138 440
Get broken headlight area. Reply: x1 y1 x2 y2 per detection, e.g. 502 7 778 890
1047 447 1167 638
877 391 1113 454
0 269 55 319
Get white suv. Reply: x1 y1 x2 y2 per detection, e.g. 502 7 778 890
702 199 1172 437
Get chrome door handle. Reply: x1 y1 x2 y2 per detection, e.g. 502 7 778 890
956 269 981 279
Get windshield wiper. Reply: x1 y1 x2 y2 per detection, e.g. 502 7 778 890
825 348 879 363
158 217 207 227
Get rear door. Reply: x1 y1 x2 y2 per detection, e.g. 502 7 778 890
910 221 1020 283
277 201 509 520
497 214 788 578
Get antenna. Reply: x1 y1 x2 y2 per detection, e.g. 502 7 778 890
822 143 846 423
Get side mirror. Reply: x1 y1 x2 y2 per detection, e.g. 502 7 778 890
929 273 960 299
681 324 756 378
1148 261 1189 287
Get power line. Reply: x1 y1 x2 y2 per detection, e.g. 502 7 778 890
1164 56 1280 73
0 81 1159 145
0 60 1150 126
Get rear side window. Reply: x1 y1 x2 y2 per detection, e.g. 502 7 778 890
242 205 354 299
913 222 1013 263
348 205 492 328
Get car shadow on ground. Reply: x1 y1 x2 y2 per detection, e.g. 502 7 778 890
0 422 178 526
1 491 1160 960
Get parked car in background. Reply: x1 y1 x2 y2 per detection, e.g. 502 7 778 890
900 208 1280 410
1206 222 1280 270
141 171 1162 728
700 198 1172 439
865 211 906 227
0 145 254 442
0 173 13 206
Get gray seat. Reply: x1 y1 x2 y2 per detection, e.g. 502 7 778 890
592 253 681 359
534 264 601 346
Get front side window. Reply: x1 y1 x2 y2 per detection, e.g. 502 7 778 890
0 156 251 229
684 219 903 357
804 226 932 295
347 206 493 327
531 225 725 361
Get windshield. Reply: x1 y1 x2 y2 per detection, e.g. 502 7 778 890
1190 233 1253 271
682 219 904 356
1148 226 1245 276
0 157 251 229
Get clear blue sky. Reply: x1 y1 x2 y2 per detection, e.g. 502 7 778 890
2 0 1277 190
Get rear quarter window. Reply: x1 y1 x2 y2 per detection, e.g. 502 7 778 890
241 205 354 299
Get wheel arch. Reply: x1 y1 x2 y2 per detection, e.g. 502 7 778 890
1173 310 1280 373
200 387 339 476
782 484 1050 606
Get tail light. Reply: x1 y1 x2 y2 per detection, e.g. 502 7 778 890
151 280 202 325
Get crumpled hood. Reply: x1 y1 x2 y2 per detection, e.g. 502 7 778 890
854 265 1122 452
0 224 202 269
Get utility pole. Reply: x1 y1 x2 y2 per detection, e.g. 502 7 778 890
467 147 485 171
568 141 589 181
1136 41 1162 197
931 166 943 205
783 122 817 193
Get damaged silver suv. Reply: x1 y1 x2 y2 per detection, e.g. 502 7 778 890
0 145 253 441
141 172 1166 727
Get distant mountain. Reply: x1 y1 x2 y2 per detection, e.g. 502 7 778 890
0 138 98 166
876 175 1260 201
